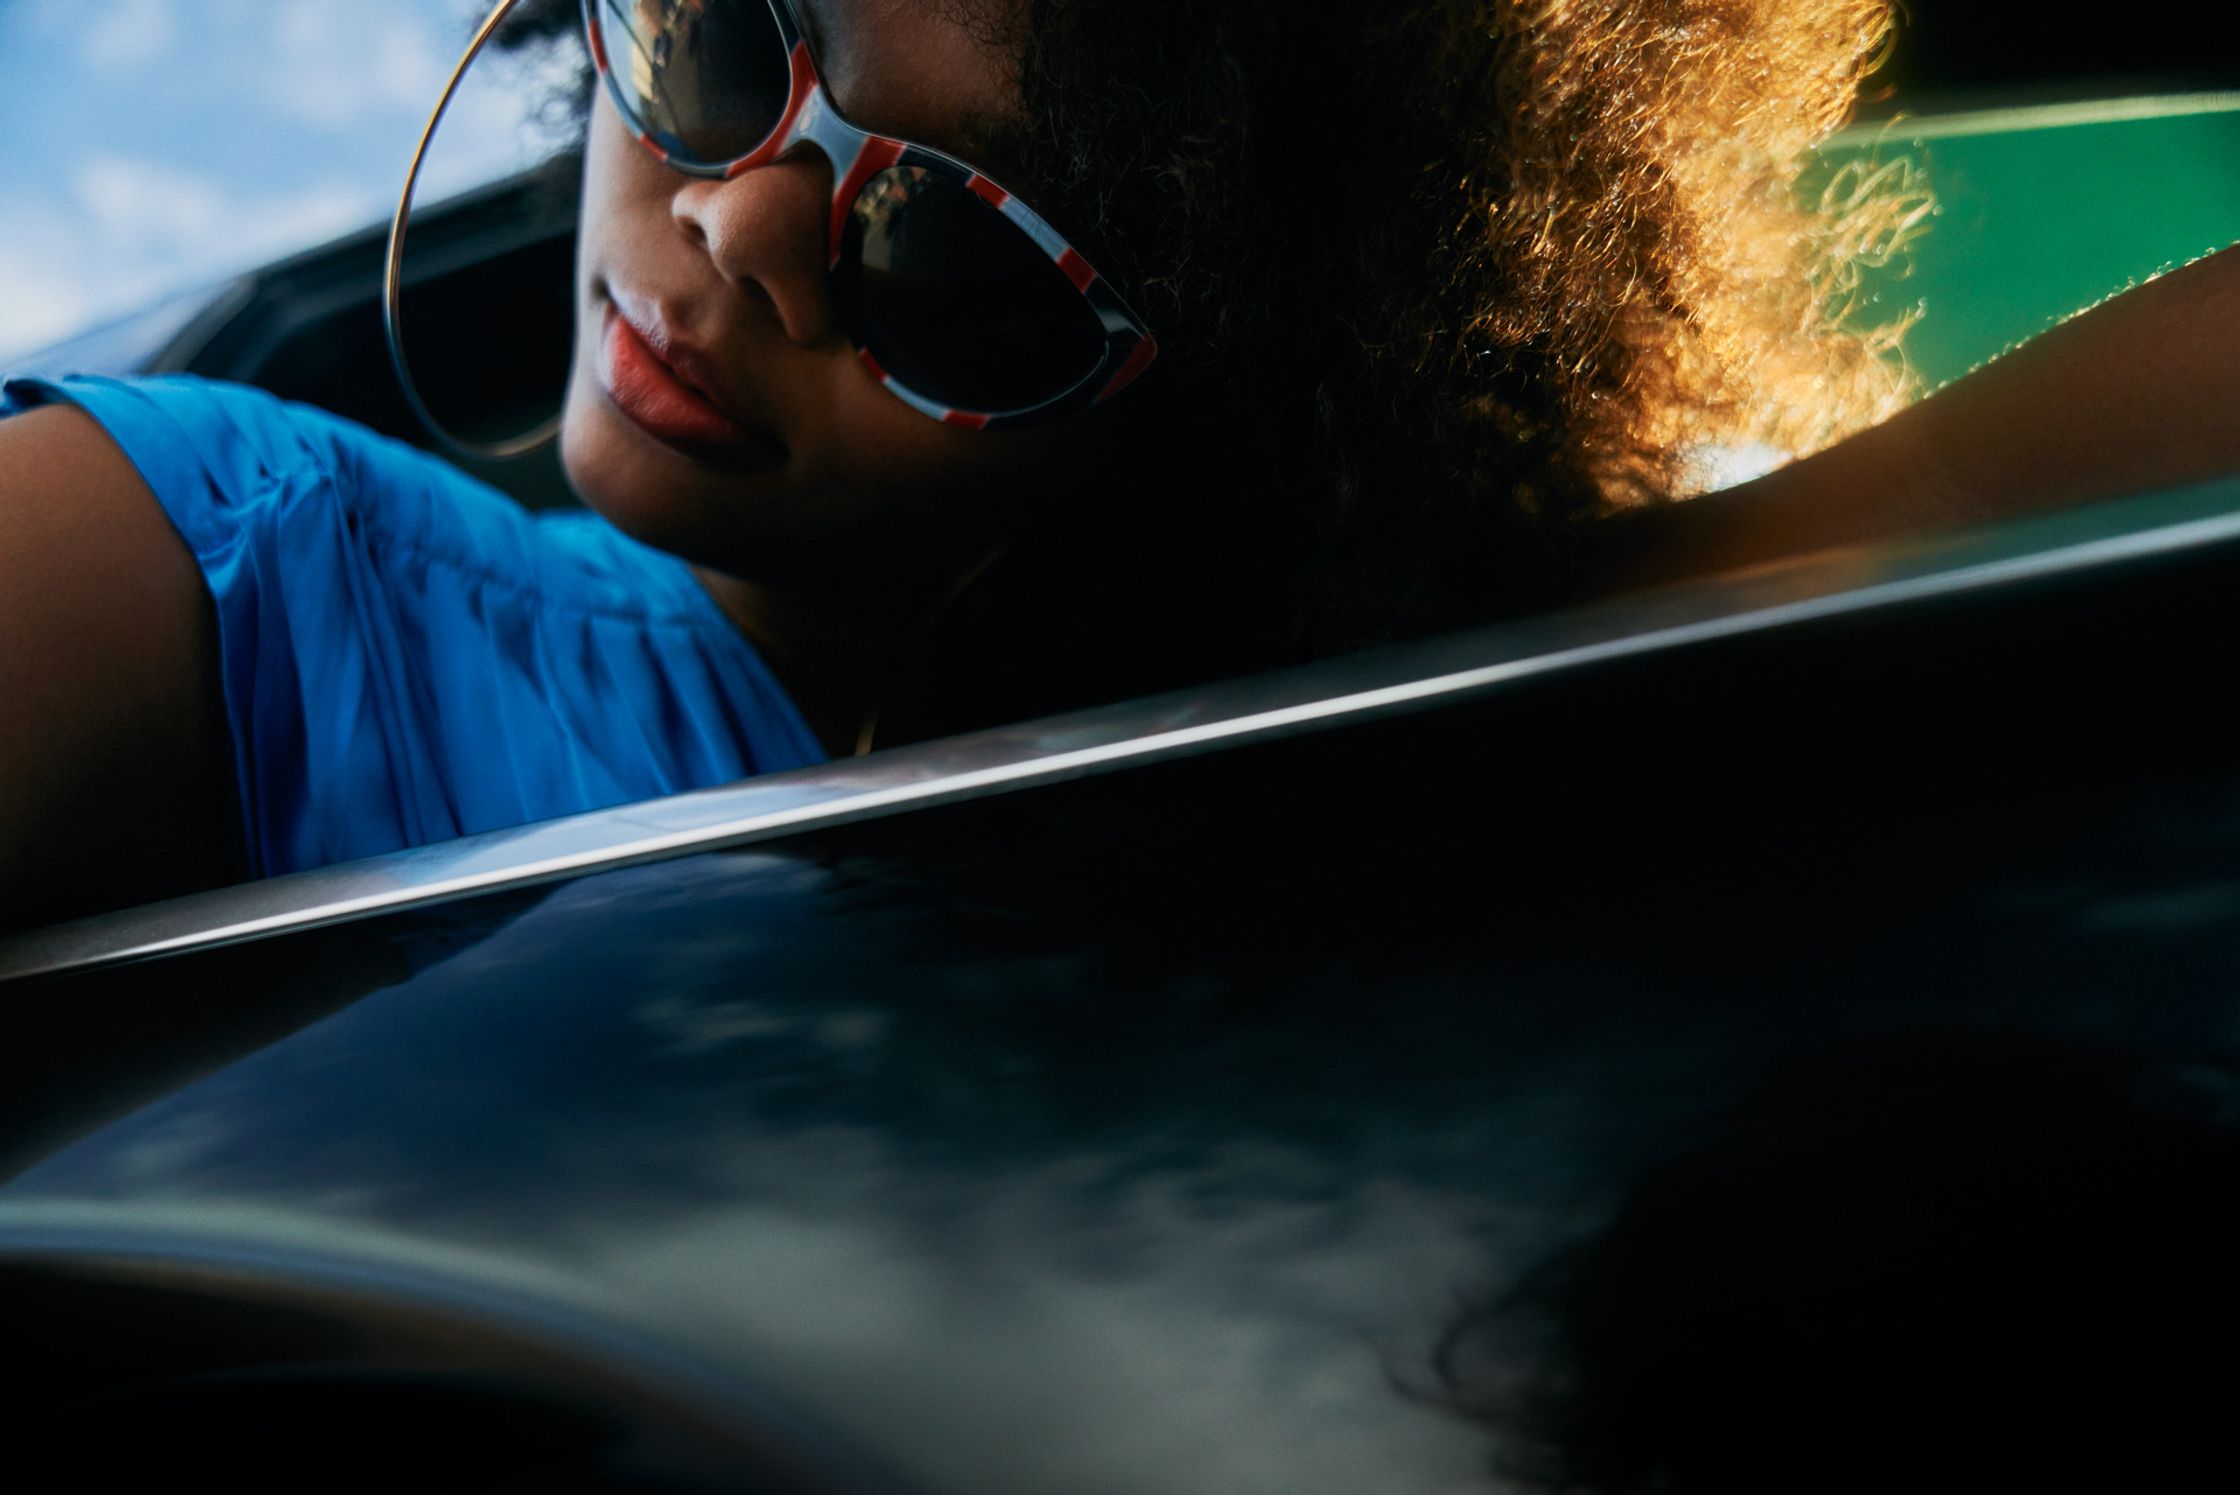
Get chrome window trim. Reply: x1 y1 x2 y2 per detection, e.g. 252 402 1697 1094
1832 89 2240 144
7 477 2240 986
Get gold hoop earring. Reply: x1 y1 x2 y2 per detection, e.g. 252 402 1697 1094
383 0 560 463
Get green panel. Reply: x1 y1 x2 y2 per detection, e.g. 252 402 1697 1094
1814 99 2240 389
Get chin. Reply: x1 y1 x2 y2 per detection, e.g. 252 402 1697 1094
558 389 882 589
559 387 737 561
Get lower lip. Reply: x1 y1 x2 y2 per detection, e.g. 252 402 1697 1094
598 309 779 461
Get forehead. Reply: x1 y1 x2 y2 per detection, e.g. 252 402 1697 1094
794 0 1024 155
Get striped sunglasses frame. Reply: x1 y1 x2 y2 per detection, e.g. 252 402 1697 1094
580 0 1159 430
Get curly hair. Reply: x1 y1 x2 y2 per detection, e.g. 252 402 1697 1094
1005 0 1918 646
499 0 1918 707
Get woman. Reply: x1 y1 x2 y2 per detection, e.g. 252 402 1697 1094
2 0 2235 924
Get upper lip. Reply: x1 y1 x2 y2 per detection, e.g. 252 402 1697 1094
605 288 783 444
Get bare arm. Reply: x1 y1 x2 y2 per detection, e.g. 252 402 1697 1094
1597 242 2240 587
0 405 239 927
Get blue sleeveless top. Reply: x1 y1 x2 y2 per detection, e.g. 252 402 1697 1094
0 374 827 878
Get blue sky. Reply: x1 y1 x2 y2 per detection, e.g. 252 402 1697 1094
0 0 582 359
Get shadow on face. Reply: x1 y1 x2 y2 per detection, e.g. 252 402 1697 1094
559 0 1153 597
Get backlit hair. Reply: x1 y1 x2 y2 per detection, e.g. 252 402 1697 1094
500 0 1923 682
1008 0 1923 642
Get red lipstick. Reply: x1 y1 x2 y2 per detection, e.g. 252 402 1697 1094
598 307 780 462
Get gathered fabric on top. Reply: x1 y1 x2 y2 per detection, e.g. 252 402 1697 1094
0 373 826 878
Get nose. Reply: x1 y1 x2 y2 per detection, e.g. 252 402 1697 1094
668 144 837 347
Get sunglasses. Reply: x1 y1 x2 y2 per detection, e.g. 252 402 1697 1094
579 0 1157 430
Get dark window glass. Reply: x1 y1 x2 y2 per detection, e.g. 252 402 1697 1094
838 166 1108 413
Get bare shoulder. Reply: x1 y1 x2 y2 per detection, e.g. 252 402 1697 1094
0 403 239 926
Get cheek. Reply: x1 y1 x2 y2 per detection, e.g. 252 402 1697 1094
571 103 667 303
775 379 1086 562
556 101 1120 583
560 339 1091 586
820 386 1007 499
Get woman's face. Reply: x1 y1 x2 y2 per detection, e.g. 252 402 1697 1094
562 0 1111 591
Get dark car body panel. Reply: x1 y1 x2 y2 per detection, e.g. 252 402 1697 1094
8 470 2240 1490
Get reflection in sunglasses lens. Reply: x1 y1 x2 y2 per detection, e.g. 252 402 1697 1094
840 167 1108 414
601 0 790 163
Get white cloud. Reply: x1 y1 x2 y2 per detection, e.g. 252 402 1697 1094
0 234 96 356
0 158 383 361
415 44 578 198
80 0 177 71
74 155 227 250
240 0 557 198
263 0 452 130
73 154 378 268
0 1 560 358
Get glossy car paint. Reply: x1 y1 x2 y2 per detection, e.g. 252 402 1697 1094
8 468 2240 1490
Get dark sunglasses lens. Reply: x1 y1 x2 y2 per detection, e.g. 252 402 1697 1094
594 0 790 164
839 167 1109 414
